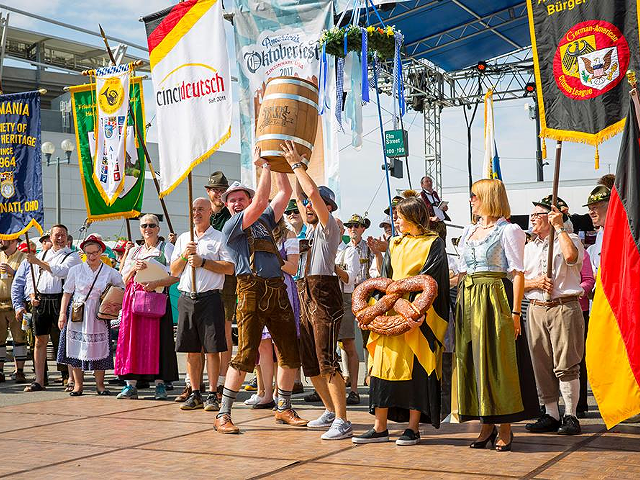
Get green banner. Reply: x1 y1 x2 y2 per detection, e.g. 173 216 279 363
70 77 145 221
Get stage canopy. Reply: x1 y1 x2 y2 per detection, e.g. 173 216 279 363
363 0 530 71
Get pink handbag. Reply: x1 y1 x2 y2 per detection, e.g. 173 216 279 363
132 290 167 318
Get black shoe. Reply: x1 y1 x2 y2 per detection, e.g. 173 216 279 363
557 415 581 435
352 428 389 444
165 382 174 391
252 400 276 410
180 392 204 410
525 414 561 433
69 390 83 396
108 378 126 386
346 391 360 405
304 390 321 403
470 426 497 449
396 428 420 446
576 409 587 419
137 380 150 389
495 432 514 452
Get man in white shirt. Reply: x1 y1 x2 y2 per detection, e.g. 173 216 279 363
584 185 610 274
336 214 377 406
24 224 81 392
170 198 234 412
523 195 585 436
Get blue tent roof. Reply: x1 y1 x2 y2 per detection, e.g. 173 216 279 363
365 0 529 71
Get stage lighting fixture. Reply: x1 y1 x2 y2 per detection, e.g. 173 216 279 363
476 61 487 73
525 82 536 93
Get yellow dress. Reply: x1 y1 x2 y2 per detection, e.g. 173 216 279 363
366 232 449 426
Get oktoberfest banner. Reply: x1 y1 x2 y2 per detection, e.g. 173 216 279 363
234 0 340 198
527 0 640 164
143 0 232 197
92 64 131 205
70 78 145 221
0 91 44 240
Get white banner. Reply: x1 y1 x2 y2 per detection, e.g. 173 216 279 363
93 64 130 205
145 0 232 197
234 0 340 202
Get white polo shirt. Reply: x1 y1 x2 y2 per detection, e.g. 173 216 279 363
171 227 233 293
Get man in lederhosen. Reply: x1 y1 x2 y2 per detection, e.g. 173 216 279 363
24 225 81 391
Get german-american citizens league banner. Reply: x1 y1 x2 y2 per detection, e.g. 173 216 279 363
234 0 340 198
527 0 640 167
70 78 146 221
0 91 44 240
143 0 232 197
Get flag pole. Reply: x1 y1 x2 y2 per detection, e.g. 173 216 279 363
97 24 175 235
23 231 38 297
544 140 562 299
187 173 197 293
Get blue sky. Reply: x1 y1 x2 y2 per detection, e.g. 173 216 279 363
3 0 620 223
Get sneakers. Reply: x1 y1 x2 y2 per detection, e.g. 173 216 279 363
396 428 420 446
557 415 581 435
244 393 264 406
525 414 561 433
204 393 220 412
244 376 258 391
116 385 138 400
352 428 389 444
304 390 321 403
180 392 204 410
307 409 336 429
14 371 28 384
175 385 192 402
154 383 168 400
321 418 353 440
346 391 361 405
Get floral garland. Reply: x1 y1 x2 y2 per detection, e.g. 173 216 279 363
319 25 399 59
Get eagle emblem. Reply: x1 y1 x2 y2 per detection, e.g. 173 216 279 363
578 47 619 89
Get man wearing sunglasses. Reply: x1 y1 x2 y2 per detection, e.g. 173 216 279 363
282 140 352 441
215 146 307 434
284 199 306 240
523 195 585 436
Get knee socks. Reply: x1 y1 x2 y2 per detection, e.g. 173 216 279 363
217 387 238 417
277 387 292 412
544 401 560 421
560 378 580 418
126 380 138 387
0 344 6 363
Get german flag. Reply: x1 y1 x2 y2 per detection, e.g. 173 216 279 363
587 89 640 428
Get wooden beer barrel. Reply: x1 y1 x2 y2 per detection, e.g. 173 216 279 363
255 76 319 173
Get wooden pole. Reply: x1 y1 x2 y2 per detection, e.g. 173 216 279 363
97 24 175 234
24 231 38 296
544 140 562 300
125 219 132 241
187 173 197 294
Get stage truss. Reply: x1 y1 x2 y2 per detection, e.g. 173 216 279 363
379 46 534 191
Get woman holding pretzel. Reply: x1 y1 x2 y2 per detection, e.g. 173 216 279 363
352 192 449 446
455 179 538 452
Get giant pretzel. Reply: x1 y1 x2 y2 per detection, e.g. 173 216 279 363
351 275 438 336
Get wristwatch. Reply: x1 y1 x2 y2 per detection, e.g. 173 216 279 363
555 226 566 234
291 162 305 170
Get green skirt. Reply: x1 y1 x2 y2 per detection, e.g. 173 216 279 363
455 272 537 423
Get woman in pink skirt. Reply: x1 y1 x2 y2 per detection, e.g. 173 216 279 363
115 214 179 400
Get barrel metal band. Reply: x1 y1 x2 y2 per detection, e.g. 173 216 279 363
267 78 319 95
262 93 318 111
260 151 310 166
256 134 314 151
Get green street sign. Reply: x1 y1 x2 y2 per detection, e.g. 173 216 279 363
384 129 408 158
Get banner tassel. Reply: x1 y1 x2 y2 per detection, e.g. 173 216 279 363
595 144 600 170
541 138 547 160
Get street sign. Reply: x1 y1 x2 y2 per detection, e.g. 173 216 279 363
384 129 408 158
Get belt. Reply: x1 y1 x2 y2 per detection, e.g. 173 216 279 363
530 295 580 307
38 293 63 299
181 290 221 300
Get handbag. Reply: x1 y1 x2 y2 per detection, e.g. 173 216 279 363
70 264 103 323
132 289 167 318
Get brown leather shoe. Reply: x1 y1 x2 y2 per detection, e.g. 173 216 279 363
214 414 240 434
274 408 308 427
175 385 192 402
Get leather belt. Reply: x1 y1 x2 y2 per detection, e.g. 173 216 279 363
530 295 580 307
181 290 221 300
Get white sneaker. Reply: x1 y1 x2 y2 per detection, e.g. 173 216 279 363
307 409 336 429
321 418 353 440
244 393 263 406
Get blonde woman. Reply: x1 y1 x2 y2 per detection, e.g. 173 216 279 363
455 179 538 451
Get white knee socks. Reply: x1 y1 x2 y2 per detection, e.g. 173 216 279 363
560 378 580 418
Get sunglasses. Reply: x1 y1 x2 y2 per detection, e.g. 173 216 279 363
286 209 300 215
140 223 158 229
530 212 548 219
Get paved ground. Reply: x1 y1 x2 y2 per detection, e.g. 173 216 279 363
1 358 639 479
